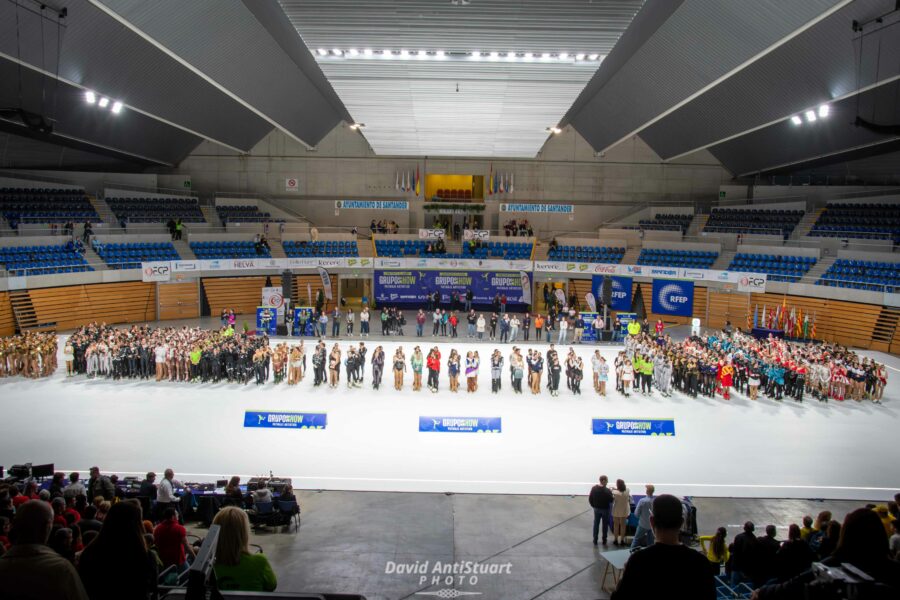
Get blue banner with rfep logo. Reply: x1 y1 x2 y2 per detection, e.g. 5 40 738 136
592 275 632 311
651 279 694 317
592 418 675 436
244 411 327 430
419 416 502 433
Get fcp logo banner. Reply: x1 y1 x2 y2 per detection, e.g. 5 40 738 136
651 279 694 317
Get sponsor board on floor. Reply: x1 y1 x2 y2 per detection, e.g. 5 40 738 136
592 418 675 436
419 417 502 433
244 411 327 430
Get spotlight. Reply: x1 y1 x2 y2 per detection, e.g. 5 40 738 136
818 104 830 118
84 91 96 104
435 50 445 59
111 101 123 114
317 48 328 56
588 53 599 60
559 52 569 60
399 49 409 57
98 97 109 108
546 126 562 134
349 123 366 130
791 115 803 126
470 50 481 59
363 48 373 56
542 52 551 59
332 48 343 56
348 48 359 56
489 51 498 59
805 110 817 122
575 53 585 60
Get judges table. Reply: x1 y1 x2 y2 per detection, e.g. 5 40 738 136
599 548 632 593
750 327 784 340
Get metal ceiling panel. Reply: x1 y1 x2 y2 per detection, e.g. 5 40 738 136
0 0 274 153
0 129 150 171
279 0 644 156
95 0 348 147
708 78 900 176
567 0 846 154
0 57 202 166
641 0 900 159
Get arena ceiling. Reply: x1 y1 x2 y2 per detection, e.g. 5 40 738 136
0 0 897 177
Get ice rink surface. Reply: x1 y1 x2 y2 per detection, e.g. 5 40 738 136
1 335 898 500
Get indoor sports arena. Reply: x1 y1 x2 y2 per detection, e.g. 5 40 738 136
1 1 899 599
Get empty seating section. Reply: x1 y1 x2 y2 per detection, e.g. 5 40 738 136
637 213 694 232
434 189 472 200
216 205 274 223
0 244 92 276
729 253 815 282
0 188 98 227
95 242 180 269
637 248 717 268
191 241 271 259
282 240 359 257
704 208 803 238
462 241 532 259
547 245 625 263
817 259 900 292
809 203 900 242
106 196 204 223
375 239 442 257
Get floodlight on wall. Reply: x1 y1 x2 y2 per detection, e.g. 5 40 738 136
818 104 830 118
348 123 366 130
98 97 109 108
791 115 803 125
317 48 328 56
805 110 817 122
363 48 373 56
111 101 123 114
546 126 562 134
84 91 96 104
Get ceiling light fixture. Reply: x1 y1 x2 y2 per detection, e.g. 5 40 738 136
818 104 830 118
111 101 123 114
790 115 803 125
349 122 366 130
363 48 373 56
332 48 343 56
575 53 585 60
348 48 359 56
400 49 409 57
805 110 817 122
542 52 551 59
489 51 498 59
98 97 109 108
559 52 569 60
588 53 599 60
84 91 96 104
470 50 481 60
546 126 562 134
316 48 328 56
435 50 445 59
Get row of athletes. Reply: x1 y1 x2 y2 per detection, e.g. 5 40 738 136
0 332 57 378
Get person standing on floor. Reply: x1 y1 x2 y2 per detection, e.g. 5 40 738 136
490 349 504 393
371 346 384 390
631 484 656 549
589 475 615 546
611 479 631 546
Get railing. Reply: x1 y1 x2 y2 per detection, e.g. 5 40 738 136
103 180 199 199
752 174 900 187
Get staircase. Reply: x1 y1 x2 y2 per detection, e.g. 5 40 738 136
270 241 287 259
200 205 222 228
800 256 834 284
712 250 735 271
172 239 196 260
686 214 709 237
871 306 900 349
444 239 462 255
791 208 824 240
532 240 549 261
9 290 38 331
88 195 120 230
357 236 374 258
620 246 642 265
81 243 108 271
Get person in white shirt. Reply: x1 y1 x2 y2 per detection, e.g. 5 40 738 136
63 472 87 499
476 315 486 340
156 468 182 520
346 308 355 336
359 307 370 337
509 316 520 343
557 318 569 345
154 344 168 381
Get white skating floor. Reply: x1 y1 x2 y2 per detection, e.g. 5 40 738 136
1 335 898 501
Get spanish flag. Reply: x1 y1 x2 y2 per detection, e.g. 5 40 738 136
415 165 420 197
488 163 494 196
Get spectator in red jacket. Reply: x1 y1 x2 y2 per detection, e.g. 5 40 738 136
426 347 441 392
153 507 195 571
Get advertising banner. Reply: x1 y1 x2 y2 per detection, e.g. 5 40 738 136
651 279 694 317
581 311 599 342
592 275 632 311
335 200 409 210
374 270 528 307
737 273 767 293
591 418 675 436
463 229 491 241
244 411 327 429
418 228 446 240
418 416 502 433
261 287 287 319
256 306 277 335
141 261 171 282
499 203 573 214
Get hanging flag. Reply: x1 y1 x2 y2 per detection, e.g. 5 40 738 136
780 296 787 329
811 313 817 339
753 304 758 329
415 165 421 197
405 170 411 193
509 172 514 194
761 304 767 329
794 307 802 337
488 163 494 196
499 172 505 194
803 313 810 338
787 307 795 336
317 267 333 300
395 171 400 191
307 282 312 306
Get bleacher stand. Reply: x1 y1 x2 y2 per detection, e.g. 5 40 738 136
216 205 279 223
94 241 180 270
375 239 438 257
637 213 694 233
729 253 815 282
191 241 272 259
638 248 717 268
809 203 900 243
817 259 900 292
106 197 205 223
0 188 98 229
283 240 359 257
462 240 532 260
547 245 625 263
704 208 803 238
0 243 93 275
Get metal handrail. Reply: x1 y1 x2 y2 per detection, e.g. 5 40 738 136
102 180 199 199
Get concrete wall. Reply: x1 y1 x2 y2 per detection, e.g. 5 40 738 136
737 244 819 258
642 240 721 252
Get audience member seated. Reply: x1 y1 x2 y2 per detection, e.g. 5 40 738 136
704 208 803 238
0 244 92 276
191 240 271 259
0 187 98 229
283 240 359 257
817 259 900 292
638 248 717 268
153 507 194 571
547 244 626 263
106 197 204 224
462 239 532 260
215 205 276 223
775 524 815 582
212 506 278 592
810 203 900 243
93 241 180 270
610 494 715 599
502 219 533 237
637 213 694 233
0 500 89 600
729 253 815 282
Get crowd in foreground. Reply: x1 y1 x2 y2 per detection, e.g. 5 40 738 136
587 477 900 599
0 466 280 599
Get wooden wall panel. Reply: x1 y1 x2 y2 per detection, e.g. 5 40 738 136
706 290 750 330
27 282 156 330
158 282 200 321
202 276 281 318
291 274 338 312
0 291 15 336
